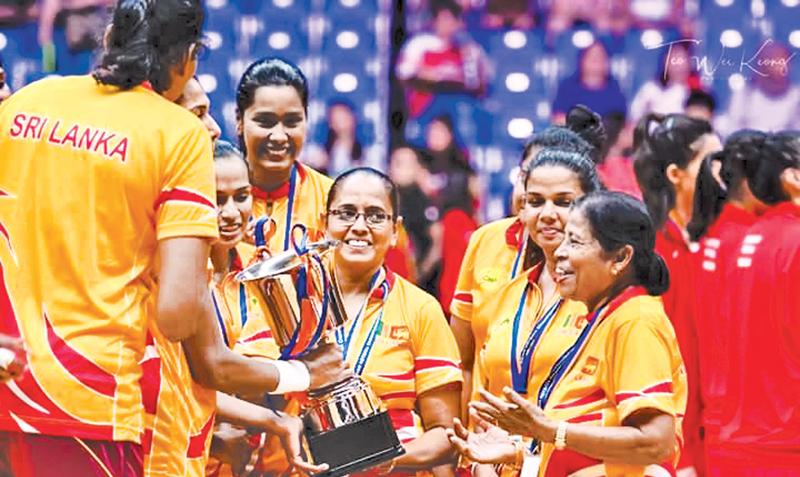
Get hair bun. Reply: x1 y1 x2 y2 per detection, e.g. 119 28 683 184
566 104 607 160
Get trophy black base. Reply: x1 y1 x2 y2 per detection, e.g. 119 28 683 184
305 411 405 477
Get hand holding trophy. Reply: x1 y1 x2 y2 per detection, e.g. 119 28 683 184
237 221 404 477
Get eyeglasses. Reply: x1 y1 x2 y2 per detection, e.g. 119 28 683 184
329 208 392 227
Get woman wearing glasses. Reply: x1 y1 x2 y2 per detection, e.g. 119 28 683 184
238 168 463 474
324 167 464 475
632 113 721 476
450 191 687 477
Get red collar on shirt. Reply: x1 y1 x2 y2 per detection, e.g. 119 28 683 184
590 286 649 324
368 266 396 301
718 203 757 226
764 201 800 219
526 261 545 286
505 218 524 247
251 162 308 201
661 217 691 250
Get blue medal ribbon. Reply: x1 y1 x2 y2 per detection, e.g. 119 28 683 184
509 231 526 279
536 302 609 409
351 281 390 376
282 164 298 251
334 270 382 360
510 285 563 394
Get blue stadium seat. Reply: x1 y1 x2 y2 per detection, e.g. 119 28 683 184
321 18 377 62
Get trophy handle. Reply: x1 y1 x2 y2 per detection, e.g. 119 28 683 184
279 225 331 360
253 216 277 262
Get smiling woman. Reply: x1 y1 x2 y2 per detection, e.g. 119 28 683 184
210 141 252 283
324 167 464 476
234 57 333 260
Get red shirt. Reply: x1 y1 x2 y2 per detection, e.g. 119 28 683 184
713 202 800 471
596 156 642 200
655 219 703 472
438 209 477 312
693 204 757 440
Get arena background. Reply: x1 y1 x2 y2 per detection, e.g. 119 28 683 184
1 0 798 222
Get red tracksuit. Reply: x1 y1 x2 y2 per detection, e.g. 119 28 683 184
692 205 757 451
707 202 800 476
655 219 704 475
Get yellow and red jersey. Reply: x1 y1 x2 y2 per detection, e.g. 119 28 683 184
232 266 463 476
450 217 527 354
0 75 217 443
477 265 586 400
540 288 687 477
142 282 242 477
238 163 332 261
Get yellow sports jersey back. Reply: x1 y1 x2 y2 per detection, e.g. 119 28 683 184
0 75 217 442
143 283 242 477
238 162 332 261
540 289 688 477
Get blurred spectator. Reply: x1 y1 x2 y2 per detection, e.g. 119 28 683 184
417 115 480 214
482 0 535 30
716 41 800 137
38 0 112 72
0 0 36 24
316 100 366 177
629 40 694 125
684 89 716 122
596 111 642 199
437 185 477 313
547 0 611 37
389 147 436 275
396 0 492 145
389 146 443 294
551 41 627 124
0 55 11 104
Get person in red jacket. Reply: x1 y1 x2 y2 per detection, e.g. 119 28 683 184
633 113 722 476
685 130 769 465
709 131 800 476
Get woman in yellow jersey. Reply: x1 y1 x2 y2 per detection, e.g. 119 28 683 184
234 167 464 475
450 122 599 416
324 167 462 475
236 57 333 259
454 191 687 477
452 150 600 476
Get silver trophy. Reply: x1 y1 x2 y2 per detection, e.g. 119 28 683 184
236 225 404 477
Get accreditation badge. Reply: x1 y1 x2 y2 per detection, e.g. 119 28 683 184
520 445 541 477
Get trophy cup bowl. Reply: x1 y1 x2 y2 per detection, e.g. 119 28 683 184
237 237 405 477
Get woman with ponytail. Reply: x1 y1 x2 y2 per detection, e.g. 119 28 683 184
0 1 348 475
450 191 687 477
708 132 800 475
633 113 721 476
685 131 768 456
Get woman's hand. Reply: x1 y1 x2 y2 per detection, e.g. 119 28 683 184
209 423 253 476
256 410 329 475
469 388 556 442
445 417 516 465
0 334 26 384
